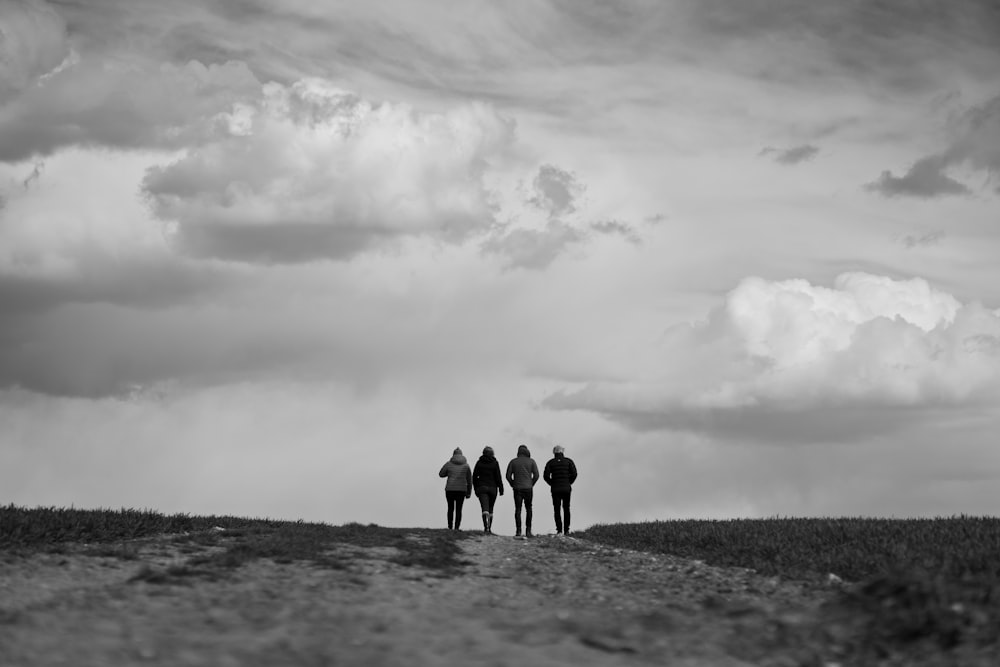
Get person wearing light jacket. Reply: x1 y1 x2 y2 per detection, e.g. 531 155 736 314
543 445 578 536
472 446 504 535
439 447 472 530
505 444 539 539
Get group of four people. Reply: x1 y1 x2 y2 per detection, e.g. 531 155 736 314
439 444 578 538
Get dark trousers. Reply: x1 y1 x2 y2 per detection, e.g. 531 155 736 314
477 489 498 514
552 490 571 533
477 490 498 530
513 489 533 534
445 491 466 529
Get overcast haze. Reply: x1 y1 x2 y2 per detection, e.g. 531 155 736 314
2 0 1000 529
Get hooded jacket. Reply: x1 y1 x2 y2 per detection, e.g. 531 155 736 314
473 454 505 495
439 453 472 494
505 445 539 491
543 452 578 493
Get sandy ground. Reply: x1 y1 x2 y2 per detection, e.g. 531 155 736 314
2 530 845 666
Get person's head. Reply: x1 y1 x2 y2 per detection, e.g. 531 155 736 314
517 444 530 457
553 445 565 455
453 447 463 456
482 446 494 457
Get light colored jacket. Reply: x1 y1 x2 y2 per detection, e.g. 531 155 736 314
439 454 472 494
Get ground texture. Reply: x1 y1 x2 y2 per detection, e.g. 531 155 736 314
0 529 991 666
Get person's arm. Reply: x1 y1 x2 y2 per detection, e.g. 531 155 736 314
465 465 472 497
439 463 449 478
505 461 514 486
494 462 504 495
569 459 578 485
531 461 540 486
542 460 552 485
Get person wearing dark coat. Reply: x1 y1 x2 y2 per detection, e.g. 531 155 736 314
543 445 578 535
505 444 539 539
472 446 504 534
439 447 472 530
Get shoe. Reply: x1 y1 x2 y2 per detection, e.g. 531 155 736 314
525 531 533 538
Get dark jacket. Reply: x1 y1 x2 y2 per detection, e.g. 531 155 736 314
439 454 472 495
506 445 539 491
473 455 505 495
543 453 577 493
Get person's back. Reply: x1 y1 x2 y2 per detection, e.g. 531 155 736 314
505 445 538 538
506 445 538 491
543 445 578 535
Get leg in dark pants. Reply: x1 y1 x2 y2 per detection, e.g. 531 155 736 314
446 491 465 530
552 490 571 534
522 490 534 537
513 490 525 535
477 490 497 532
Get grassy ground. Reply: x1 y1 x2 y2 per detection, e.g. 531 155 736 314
578 517 1000 663
0 505 472 579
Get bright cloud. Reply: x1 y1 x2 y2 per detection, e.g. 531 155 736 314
546 272 1000 441
142 80 519 262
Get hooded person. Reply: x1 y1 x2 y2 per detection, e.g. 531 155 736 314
543 445 578 535
472 446 505 535
505 444 539 539
439 447 472 530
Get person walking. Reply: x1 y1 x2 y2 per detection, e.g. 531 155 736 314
472 446 504 535
505 444 539 539
439 447 472 530
543 445 578 536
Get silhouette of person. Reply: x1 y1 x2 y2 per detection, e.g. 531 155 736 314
543 445 578 536
505 444 539 539
472 446 504 534
439 447 472 530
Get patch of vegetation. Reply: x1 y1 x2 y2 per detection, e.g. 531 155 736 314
580 517 1000 663
0 505 473 578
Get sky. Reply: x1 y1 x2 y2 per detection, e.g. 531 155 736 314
2 0 1000 529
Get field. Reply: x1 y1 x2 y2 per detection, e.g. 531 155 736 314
3 505 1000 665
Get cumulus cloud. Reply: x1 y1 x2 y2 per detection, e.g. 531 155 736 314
544 272 1000 442
0 57 261 161
759 144 819 165
142 80 517 263
868 94 1000 198
0 0 69 104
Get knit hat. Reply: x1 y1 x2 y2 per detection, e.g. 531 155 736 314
483 446 494 456
453 447 463 456
553 445 565 454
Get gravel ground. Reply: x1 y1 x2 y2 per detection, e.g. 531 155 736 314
0 529 973 666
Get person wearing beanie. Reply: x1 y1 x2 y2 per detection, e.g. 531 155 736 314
472 446 504 535
439 447 472 530
505 444 539 539
543 445 578 536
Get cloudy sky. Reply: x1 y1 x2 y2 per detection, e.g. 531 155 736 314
2 0 1000 529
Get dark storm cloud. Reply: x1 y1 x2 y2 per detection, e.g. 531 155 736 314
0 58 261 161
481 222 586 271
759 144 819 165
868 94 1000 198
543 390 933 444
0 0 70 103
867 155 971 198
590 220 641 244
900 231 946 249
527 164 584 219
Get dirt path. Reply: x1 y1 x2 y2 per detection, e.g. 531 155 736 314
0 530 837 666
